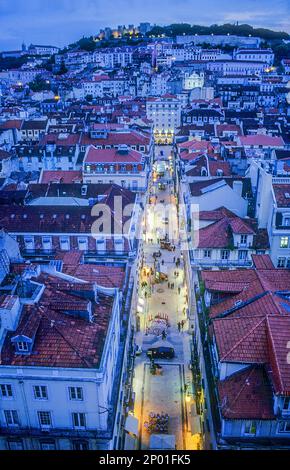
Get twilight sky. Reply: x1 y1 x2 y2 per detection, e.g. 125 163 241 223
0 0 289 50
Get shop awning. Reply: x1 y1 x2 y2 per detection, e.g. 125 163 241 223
149 434 176 450
124 415 139 437
190 415 201 435
124 433 137 450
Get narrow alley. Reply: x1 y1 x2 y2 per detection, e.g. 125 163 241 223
131 145 202 451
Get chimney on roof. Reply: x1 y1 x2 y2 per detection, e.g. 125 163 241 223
117 144 129 155
0 296 21 334
232 180 243 198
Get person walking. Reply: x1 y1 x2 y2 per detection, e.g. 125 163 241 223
177 321 181 332
181 320 185 330
178 286 181 295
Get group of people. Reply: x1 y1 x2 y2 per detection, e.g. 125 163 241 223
177 320 186 332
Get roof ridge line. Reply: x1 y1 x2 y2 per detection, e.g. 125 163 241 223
40 310 93 368
221 366 257 414
220 316 267 361
265 315 284 393
215 290 269 320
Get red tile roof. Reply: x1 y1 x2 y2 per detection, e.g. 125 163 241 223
218 366 275 420
0 119 23 130
62 261 125 289
208 160 231 177
203 257 290 395
273 184 290 208
239 135 284 147
84 146 143 163
213 316 269 363
216 124 242 137
267 316 290 395
178 140 213 154
197 214 257 249
40 170 82 184
80 130 150 147
252 254 275 270
0 274 114 369
40 133 80 146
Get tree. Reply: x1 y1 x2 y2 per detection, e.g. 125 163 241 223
56 60 68 75
29 75 51 92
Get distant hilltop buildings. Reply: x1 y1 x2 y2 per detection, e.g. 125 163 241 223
95 23 153 41
1 44 60 59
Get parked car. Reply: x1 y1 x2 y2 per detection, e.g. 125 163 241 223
146 347 175 359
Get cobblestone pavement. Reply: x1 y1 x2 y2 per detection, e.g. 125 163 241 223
131 145 202 450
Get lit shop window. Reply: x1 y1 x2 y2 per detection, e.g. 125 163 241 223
280 237 289 248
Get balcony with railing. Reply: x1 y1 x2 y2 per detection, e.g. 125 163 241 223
0 425 111 440
22 249 56 259
191 256 252 268
235 242 253 249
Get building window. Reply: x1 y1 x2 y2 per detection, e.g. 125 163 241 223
278 421 290 433
203 250 211 259
42 237 52 251
24 236 34 250
72 440 89 450
221 250 230 260
69 387 83 401
282 397 290 411
7 439 23 450
238 250 248 260
278 257 286 268
0 384 13 399
78 237 88 251
40 440 56 450
17 341 29 352
243 420 257 436
280 237 289 248
60 237 70 251
4 410 19 427
38 411 52 428
33 385 48 400
72 412 86 429
240 235 247 245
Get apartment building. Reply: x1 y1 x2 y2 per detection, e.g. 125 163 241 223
83 145 148 191
0 265 125 450
146 94 181 144
191 207 269 268
234 48 274 65
248 160 290 268
200 255 290 448
0 184 141 261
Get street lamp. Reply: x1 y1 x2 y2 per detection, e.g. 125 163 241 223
185 394 191 403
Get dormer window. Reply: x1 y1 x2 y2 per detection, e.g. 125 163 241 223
18 341 29 352
11 335 33 355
